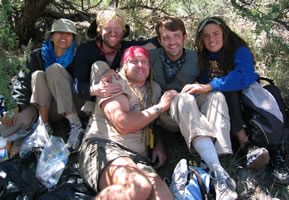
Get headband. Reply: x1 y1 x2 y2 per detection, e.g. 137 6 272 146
121 46 150 66
198 18 221 33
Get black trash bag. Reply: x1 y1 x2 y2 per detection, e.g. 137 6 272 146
39 157 97 200
0 153 96 200
0 154 47 200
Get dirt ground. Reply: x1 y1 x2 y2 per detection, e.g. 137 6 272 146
157 127 289 200
50 118 289 200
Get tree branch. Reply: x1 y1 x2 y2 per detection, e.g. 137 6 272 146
121 4 171 16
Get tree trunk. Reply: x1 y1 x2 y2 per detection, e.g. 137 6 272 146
14 0 51 45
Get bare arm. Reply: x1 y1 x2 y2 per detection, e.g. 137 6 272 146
101 90 177 135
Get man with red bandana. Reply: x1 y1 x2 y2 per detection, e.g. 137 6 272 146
79 46 176 200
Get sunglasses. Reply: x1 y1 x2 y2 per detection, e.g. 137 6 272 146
102 28 123 35
198 18 221 33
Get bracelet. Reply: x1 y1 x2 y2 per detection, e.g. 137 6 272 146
151 105 162 115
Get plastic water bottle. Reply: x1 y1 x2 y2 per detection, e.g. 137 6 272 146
0 137 8 162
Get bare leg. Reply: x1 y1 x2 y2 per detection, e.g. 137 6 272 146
38 105 49 123
96 157 173 200
146 172 174 200
97 157 152 200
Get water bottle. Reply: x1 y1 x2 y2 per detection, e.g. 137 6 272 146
0 137 8 162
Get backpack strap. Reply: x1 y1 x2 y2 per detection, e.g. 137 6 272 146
188 166 209 200
258 77 275 85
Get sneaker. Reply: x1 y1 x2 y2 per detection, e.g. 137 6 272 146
44 123 54 136
271 150 289 185
243 143 270 169
211 168 238 200
170 159 189 199
66 122 84 153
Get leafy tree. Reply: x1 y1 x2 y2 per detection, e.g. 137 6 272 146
231 0 289 100
0 0 288 106
0 1 23 109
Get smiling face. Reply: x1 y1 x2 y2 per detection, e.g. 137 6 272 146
202 23 223 53
50 32 74 57
101 20 124 49
158 27 187 62
125 53 150 87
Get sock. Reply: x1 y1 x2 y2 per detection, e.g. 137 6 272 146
66 113 80 124
192 137 223 173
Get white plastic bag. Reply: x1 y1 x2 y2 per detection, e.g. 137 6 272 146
19 122 49 159
35 136 70 188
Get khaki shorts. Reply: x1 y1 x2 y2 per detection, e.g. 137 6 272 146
79 137 155 192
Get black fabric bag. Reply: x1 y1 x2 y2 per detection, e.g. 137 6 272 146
0 95 6 117
241 77 289 149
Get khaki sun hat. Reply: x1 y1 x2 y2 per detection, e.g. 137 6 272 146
45 18 81 46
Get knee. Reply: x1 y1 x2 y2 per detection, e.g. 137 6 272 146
19 105 38 127
32 70 46 82
210 91 226 101
91 61 111 77
45 63 64 79
177 93 197 106
91 61 110 72
133 174 152 198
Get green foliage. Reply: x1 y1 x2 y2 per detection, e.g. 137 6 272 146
0 1 24 109
230 0 289 102
260 39 289 101
0 1 18 49
0 53 23 109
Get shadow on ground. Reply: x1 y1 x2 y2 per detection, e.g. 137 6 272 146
49 118 289 200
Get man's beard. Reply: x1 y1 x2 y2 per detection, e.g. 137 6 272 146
102 38 122 50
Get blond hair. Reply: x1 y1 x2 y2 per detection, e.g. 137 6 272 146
96 8 126 34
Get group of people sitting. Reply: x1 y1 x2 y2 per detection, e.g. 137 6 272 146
0 7 288 200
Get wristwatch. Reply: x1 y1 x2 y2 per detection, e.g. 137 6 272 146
152 105 162 114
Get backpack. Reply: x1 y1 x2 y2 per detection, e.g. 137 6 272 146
170 159 214 200
241 77 289 149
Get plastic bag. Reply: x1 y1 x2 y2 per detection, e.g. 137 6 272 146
19 122 49 159
5 126 35 142
36 136 70 188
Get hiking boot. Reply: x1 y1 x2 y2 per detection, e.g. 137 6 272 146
271 150 289 185
211 168 238 200
66 122 84 153
243 142 270 169
44 123 54 136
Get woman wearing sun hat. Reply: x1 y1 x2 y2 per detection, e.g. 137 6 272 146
0 18 85 153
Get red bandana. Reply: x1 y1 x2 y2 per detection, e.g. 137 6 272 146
121 46 150 66
96 40 117 56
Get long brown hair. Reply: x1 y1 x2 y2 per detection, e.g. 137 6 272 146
195 16 253 77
